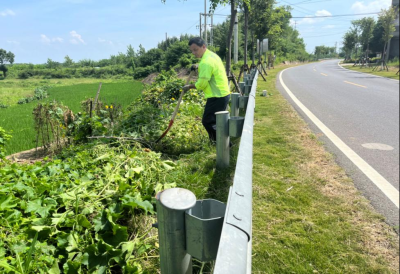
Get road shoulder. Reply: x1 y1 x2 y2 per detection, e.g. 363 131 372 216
252 64 399 273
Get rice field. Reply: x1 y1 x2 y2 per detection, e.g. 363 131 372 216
0 80 143 155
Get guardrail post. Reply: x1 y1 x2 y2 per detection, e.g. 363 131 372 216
156 188 197 274
216 111 230 169
239 96 249 110
239 82 245 94
230 93 240 117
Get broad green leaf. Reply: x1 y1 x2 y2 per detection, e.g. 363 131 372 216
31 226 52 232
162 160 176 170
123 263 141 274
121 241 136 261
101 225 128 247
0 259 20 273
5 210 22 224
0 246 5 258
83 241 122 273
66 232 79 252
122 198 154 215
77 215 91 229
26 198 57 218
93 210 114 232
63 260 81 274
57 232 69 248
0 195 17 211
48 260 61 274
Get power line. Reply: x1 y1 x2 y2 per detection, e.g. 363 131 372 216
301 31 345 38
292 12 379 19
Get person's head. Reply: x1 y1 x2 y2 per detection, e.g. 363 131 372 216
189 37 207 58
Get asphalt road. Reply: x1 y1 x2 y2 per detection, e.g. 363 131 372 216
277 59 399 228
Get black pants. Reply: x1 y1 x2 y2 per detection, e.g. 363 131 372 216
202 95 230 142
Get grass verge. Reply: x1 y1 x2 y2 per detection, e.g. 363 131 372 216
0 81 143 155
340 64 399 80
252 65 399 273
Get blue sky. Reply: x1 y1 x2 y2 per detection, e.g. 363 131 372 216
0 0 392 64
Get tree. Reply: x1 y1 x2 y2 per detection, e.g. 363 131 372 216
352 17 375 57
0 48 15 78
379 6 398 63
46 58 60 70
162 0 250 75
314 45 336 58
249 0 291 63
369 18 385 54
164 40 191 69
126 45 136 69
342 29 358 60
64 55 74 67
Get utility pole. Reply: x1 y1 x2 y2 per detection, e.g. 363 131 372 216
211 13 214 47
199 13 202 38
294 21 298 30
204 0 207 44
335 41 338 56
234 12 239 63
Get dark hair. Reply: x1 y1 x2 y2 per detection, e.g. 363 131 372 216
188 37 206 47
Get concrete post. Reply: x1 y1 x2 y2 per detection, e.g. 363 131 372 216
216 111 230 169
156 188 197 274
230 93 240 117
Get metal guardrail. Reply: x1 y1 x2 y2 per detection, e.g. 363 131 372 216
214 69 258 273
154 69 259 274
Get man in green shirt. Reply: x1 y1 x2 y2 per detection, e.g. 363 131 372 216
183 37 231 143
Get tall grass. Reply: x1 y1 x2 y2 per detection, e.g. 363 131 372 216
0 81 143 155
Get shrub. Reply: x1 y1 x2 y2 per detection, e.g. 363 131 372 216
18 71 31 79
0 127 11 158
178 54 192 68
133 66 156 79
17 85 51 104
0 102 8 109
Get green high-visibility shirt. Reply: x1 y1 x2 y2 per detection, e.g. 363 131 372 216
195 49 230 99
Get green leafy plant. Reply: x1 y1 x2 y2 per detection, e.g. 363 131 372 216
0 127 11 158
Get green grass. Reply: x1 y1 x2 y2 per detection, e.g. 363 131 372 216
342 64 400 80
0 78 127 106
0 80 143 155
252 65 399 273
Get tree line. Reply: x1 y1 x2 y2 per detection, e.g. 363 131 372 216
341 6 398 62
1 0 310 80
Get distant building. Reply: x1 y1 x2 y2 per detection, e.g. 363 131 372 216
389 0 399 59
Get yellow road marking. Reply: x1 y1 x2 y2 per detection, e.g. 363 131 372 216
344 81 367 88
321 73 328 76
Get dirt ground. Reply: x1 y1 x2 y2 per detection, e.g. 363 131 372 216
6 146 51 164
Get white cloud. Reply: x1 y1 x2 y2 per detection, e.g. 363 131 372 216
52 37 64 43
41 35 64 44
323 25 336 29
297 10 332 25
7 40 20 45
351 0 391 13
41 34 51 44
70 31 85 44
98 38 113 45
316 10 332 17
0 9 16 17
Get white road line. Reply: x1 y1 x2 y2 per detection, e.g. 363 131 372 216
279 68 399 208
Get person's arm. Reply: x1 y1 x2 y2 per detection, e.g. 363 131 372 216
195 62 212 91
183 63 212 92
